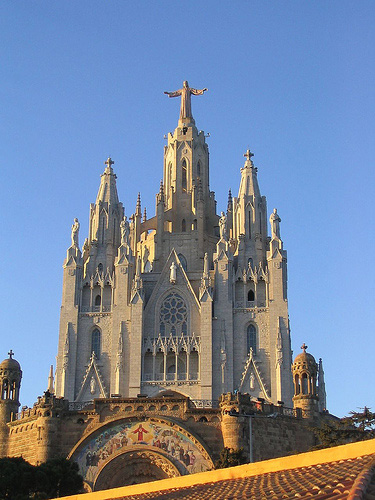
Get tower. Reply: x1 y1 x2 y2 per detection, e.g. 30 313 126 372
0 351 22 456
292 343 319 418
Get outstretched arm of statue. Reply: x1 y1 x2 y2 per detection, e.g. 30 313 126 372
190 88 208 95
164 90 182 98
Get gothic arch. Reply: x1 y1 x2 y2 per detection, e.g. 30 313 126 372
246 323 257 355
91 327 101 359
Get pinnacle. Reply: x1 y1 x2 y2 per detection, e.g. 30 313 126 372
136 192 142 216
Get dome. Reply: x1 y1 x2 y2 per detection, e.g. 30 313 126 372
0 352 21 371
292 344 317 372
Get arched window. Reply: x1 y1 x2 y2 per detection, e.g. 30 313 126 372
197 161 201 178
91 329 101 359
302 373 308 394
247 324 257 355
182 159 187 191
181 219 186 232
178 253 187 272
97 263 103 273
95 294 101 306
193 219 197 231
295 374 300 395
248 257 253 268
247 289 255 302
159 292 188 337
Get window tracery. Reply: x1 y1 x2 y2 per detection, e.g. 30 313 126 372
159 292 188 336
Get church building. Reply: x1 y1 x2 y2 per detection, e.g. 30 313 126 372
0 82 327 491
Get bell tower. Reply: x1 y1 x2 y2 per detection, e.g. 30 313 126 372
154 81 218 272
0 351 22 457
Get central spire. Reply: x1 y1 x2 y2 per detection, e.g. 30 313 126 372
164 81 208 125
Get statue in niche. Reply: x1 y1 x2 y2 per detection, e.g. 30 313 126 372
90 376 96 394
250 372 255 390
269 208 281 240
219 211 228 241
164 81 208 121
170 262 177 284
120 216 130 246
71 218 80 247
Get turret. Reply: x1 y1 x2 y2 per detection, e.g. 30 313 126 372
292 344 319 418
0 351 22 456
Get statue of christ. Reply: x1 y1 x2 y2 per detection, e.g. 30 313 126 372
164 81 208 121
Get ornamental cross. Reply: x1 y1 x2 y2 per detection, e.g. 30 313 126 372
301 343 308 353
105 157 114 168
8 349 14 359
244 149 254 161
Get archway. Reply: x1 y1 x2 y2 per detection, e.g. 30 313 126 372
69 417 214 491
94 449 180 491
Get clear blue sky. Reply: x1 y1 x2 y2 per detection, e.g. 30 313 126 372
1 2 374 417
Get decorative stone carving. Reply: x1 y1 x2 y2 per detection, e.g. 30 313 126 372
269 208 281 240
71 218 80 247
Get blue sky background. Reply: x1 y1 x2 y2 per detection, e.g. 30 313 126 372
0 1 374 417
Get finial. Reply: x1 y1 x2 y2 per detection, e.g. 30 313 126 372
105 157 114 168
301 343 308 353
8 349 14 359
136 192 141 216
159 179 164 195
227 188 233 211
143 206 147 223
244 149 254 161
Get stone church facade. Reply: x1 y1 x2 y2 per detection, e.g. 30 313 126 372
56 81 294 407
0 83 328 491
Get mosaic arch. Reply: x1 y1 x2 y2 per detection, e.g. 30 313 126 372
69 417 214 491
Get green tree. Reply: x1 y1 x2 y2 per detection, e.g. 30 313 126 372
312 407 375 449
0 456 83 499
215 447 247 469
0 456 35 500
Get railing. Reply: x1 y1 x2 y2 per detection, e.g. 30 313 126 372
68 401 94 411
143 373 199 382
235 301 266 309
80 305 111 313
190 399 219 409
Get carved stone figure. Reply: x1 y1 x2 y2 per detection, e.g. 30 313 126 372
250 372 255 390
71 218 80 247
120 216 130 246
164 81 208 121
219 212 227 241
170 262 177 284
90 376 96 394
270 208 281 240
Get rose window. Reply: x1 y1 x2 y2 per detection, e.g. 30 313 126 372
159 293 188 336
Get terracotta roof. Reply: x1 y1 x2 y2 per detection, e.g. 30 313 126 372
116 455 375 499
58 439 375 500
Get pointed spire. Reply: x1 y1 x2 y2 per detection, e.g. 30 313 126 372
143 206 147 223
318 358 327 412
227 188 233 212
136 192 141 217
95 157 119 205
157 180 165 204
238 149 260 199
47 365 54 393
